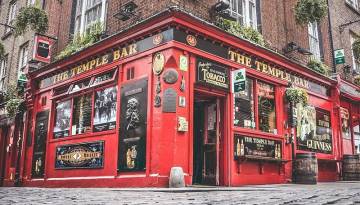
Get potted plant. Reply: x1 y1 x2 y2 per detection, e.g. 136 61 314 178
294 0 328 25
353 39 360 61
307 58 329 75
285 87 309 105
14 6 48 36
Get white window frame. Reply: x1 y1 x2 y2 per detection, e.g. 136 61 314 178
6 1 17 33
0 56 8 91
74 0 107 34
351 34 360 71
346 0 359 10
308 22 321 60
18 43 29 70
228 0 257 29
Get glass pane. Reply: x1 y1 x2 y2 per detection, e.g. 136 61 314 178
232 0 236 12
238 0 243 14
71 78 91 92
54 100 71 138
72 94 92 135
257 81 276 133
234 78 255 128
93 86 117 132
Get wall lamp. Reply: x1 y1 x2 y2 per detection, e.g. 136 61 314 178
211 0 236 21
114 1 138 21
283 42 313 56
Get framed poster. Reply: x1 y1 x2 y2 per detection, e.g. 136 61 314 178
234 135 282 159
32 111 49 178
53 100 71 138
93 86 117 132
118 78 148 171
55 141 104 169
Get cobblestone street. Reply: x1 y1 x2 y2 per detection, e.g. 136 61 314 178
0 182 360 204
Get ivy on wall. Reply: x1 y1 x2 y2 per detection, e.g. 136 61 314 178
3 85 25 118
294 0 328 25
14 6 48 36
56 22 104 60
215 17 265 46
307 58 329 76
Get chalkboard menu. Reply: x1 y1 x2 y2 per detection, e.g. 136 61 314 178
32 111 49 178
118 78 148 171
234 135 282 159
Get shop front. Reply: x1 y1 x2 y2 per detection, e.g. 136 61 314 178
6 9 344 187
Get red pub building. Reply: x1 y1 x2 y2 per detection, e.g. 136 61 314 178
1 9 358 187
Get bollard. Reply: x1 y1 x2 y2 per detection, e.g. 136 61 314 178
169 167 185 188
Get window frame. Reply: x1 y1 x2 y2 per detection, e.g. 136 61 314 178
233 77 278 134
346 0 359 10
5 1 17 34
18 42 29 70
350 33 360 71
308 22 321 60
0 55 8 91
74 0 107 35
228 0 258 29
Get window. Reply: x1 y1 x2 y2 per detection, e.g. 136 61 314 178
234 78 277 134
74 0 107 34
72 94 92 135
0 55 8 90
27 0 36 6
354 122 360 154
6 1 17 34
308 22 321 60
346 0 359 10
351 34 360 71
228 0 257 29
18 43 29 70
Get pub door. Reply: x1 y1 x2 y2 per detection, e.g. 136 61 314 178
193 96 223 186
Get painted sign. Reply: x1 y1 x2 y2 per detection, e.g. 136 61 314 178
196 58 230 90
33 35 54 64
234 135 282 159
55 141 104 169
232 68 246 93
340 107 351 140
296 105 332 154
334 49 345 65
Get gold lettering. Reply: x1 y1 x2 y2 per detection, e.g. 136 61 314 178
128 44 137 55
95 57 102 67
90 59 97 69
121 47 128 58
113 50 120 61
102 54 109 65
255 61 262 71
268 66 276 77
229 50 236 61
245 57 252 67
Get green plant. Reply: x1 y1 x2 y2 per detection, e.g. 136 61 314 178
3 85 25 118
285 87 309 105
56 22 104 60
353 39 360 61
354 75 360 86
14 6 48 36
307 58 329 75
215 17 265 46
0 42 4 60
294 0 328 25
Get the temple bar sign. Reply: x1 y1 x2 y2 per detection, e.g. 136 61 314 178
334 49 345 65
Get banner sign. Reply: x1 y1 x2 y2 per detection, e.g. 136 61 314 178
296 105 332 154
234 135 282 159
55 141 104 169
196 58 230 90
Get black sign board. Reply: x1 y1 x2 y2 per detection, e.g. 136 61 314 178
55 141 104 169
118 78 148 171
32 110 49 178
163 88 177 113
234 135 282 159
196 58 230 90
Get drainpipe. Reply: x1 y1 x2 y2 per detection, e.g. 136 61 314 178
326 0 336 73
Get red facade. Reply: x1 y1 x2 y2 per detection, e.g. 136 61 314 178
1 10 358 187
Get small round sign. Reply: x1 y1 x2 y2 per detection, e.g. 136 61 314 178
186 35 197 47
162 68 179 84
152 53 165 76
153 34 163 45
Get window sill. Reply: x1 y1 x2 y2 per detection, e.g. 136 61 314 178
345 2 360 15
49 129 116 143
1 31 13 40
232 127 283 140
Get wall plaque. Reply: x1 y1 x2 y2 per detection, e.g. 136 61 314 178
55 141 104 169
162 68 178 84
163 88 177 113
196 58 230 90
118 78 148 171
234 135 282 159
32 111 49 178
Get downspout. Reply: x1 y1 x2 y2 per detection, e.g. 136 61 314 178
326 0 336 73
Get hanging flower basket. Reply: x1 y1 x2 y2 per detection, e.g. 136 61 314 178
307 58 329 75
3 85 25 118
353 39 360 61
294 0 328 25
285 87 309 105
354 75 360 86
14 6 48 36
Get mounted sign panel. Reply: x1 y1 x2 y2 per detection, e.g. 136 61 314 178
196 58 230 90
334 49 345 65
231 68 246 93
33 35 54 64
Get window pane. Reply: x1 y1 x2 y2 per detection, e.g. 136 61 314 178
54 100 71 138
354 122 360 154
72 94 92 135
234 78 255 128
93 86 117 132
257 82 276 133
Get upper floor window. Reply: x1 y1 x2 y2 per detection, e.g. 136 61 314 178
18 42 29 70
228 0 258 29
308 22 321 60
346 0 359 10
74 0 107 34
0 55 8 90
351 33 360 71
6 1 17 34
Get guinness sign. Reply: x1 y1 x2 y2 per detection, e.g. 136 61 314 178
196 58 229 90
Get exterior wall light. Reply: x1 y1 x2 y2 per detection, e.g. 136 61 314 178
283 42 313 56
114 1 138 21
211 0 236 21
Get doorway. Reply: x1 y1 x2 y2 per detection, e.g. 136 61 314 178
193 94 223 186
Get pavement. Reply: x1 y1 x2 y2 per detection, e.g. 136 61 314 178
0 182 360 205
